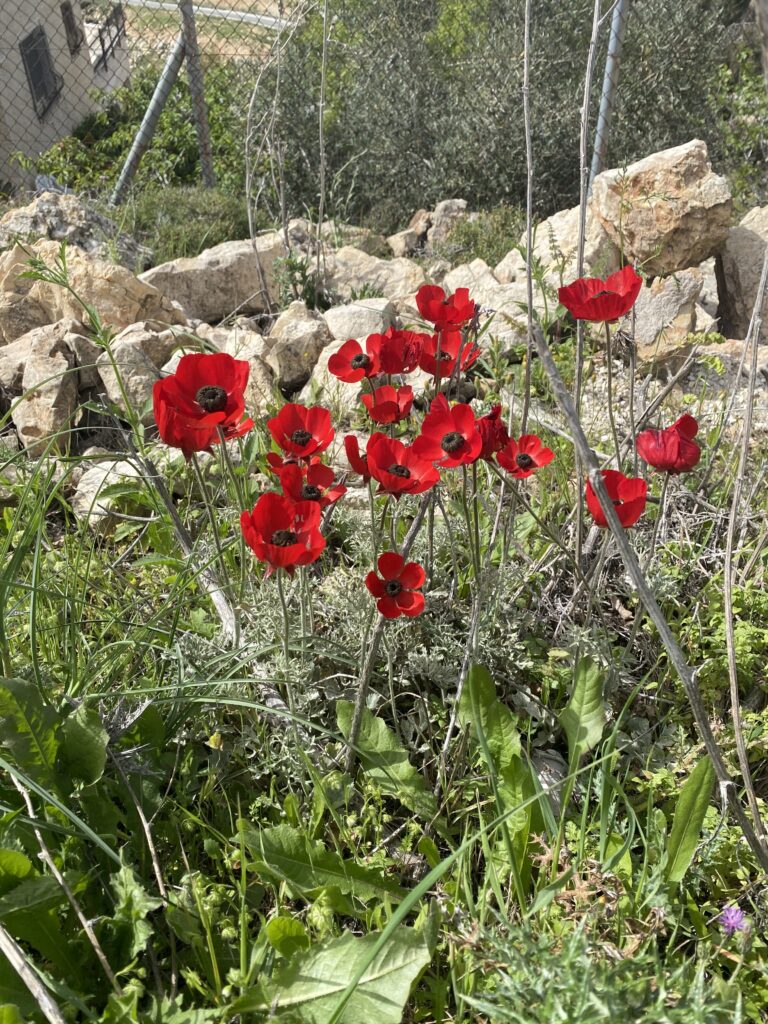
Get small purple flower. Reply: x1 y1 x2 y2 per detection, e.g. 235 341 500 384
719 906 748 936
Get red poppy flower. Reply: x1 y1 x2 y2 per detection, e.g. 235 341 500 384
635 414 701 474
327 338 382 383
367 433 440 498
558 265 643 323
360 385 414 424
477 405 510 461
268 404 334 459
277 462 347 508
418 329 479 379
240 493 325 574
265 452 323 474
585 470 648 528
367 327 428 375
153 352 254 458
412 394 482 468
365 552 426 619
497 434 555 478
416 285 476 330
343 434 371 482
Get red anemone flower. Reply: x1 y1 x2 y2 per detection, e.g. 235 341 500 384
265 452 322 474
343 434 371 483
327 338 382 383
367 433 440 498
418 329 479 378
585 470 648 528
477 405 510 461
558 265 642 323
635 414 701 474
277 462 347 508
365 552 426 619
361 384 414 424
416 284 476 330
268 404 334 459
367 326 428 375
497 434 555 478
412 394 482 468
240 493 325 575
153 352 254 458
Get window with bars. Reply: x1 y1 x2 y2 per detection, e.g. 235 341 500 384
61 1 85 56
19 27 63 119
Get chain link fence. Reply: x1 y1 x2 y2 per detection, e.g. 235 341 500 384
1 1 763 238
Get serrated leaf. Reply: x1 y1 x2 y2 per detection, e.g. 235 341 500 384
0 678 59 783
58 705 108 785
666 757 715 883
231 927 431 1023
559 657 606 763
457 665 520 771
111 861 163 959
238 824 405 906
336 702 438 823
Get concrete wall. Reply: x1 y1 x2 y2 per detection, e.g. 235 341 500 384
0 1 129 189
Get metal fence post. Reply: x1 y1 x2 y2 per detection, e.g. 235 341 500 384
589 0 630 187
179 0 217 188
109 33 186 206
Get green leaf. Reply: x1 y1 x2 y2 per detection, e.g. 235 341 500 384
336 702 438 823
457 665 521 771
58 705 109 785
0 849 35 897
0 1005 25 1024
0 679 59 783
266 916 310 958
559 657 606 763
111 861 164 960
666 757 715 883
238 824 405 906
231 927 431 1023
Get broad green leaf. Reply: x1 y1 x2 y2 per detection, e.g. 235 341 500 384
239 824 405 906
231 926 431 1023
266 916 310 958
111 861 164 960
0 678 59 783
58 705 109 785
0 849 35 897
0 876 82 976
457 665 521 771
559 657 606 763
0 1005 25 1024
336 702 438 823
666 757 715 883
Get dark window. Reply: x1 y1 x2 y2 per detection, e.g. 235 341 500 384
61 1 85 56
19 27 63 119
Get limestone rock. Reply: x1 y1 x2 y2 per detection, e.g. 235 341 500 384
443 259 501 308
717 206 768 340
409 208 432 240
322 297 397 341
298 338 364 420
72 458 144 532
324 246 427 303
64 328 102 389
0 292 50 345
11 320 80 456
111 321 182 369
0 191 151 270
0 241 184 332
624 269 703 372
495 205 620 286
591 140 732 276
96 339 160 423
140 233 287 322
387 229 420 258
320 221 388 256
427 199 468 248
265 301 332 393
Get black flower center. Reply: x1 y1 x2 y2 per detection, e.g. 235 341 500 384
195 385 228 413
301 484 323 501
441 431 465 454
271 529 297 547
437 350 452 362
290 429 312 447
385 579 402 596
515 453 534 469
350 353 371 370
388 464 411 478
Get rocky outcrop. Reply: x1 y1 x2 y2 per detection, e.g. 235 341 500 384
10 320 80 456
624 268 703 372
0 191 151 271
590 140 732 276
323 246 427 303
96 339 160 424
717 206 768 340
140 233 287 322
322 297 397 341
265 301 333 393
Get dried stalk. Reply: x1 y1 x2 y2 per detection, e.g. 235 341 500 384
0 923 66 1024
531 322 768 872
520 0 534 433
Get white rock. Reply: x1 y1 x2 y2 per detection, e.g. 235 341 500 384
324 246 427 303
623 268 703 371
72 459 144 532
0 291 50 345
265 301 332 393
427 199 468 248
443 259 501 308
96 339 160 423
322 297 397 341
717 206 768 340
11 320 80 456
